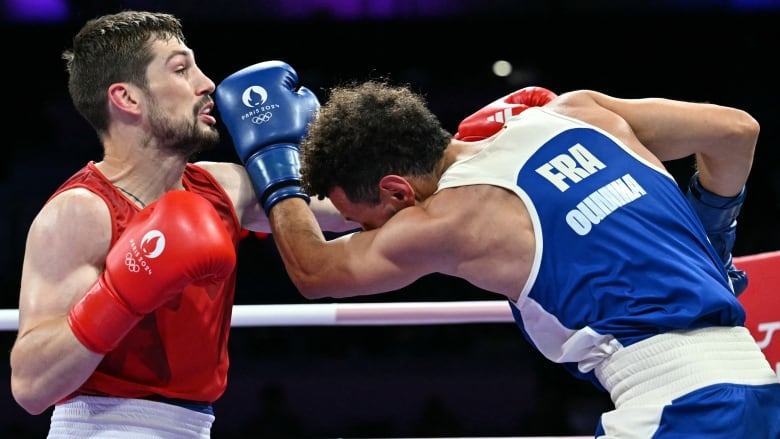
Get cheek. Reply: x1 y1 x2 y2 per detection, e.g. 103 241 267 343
364 205 394 230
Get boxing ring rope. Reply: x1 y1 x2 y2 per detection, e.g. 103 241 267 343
0 301 515 331
1 255 776 439
0 301 590 439
3 252 777 333
3 280 776 439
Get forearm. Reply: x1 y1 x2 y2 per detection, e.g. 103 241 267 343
635 101 757 195
238 195 356 235
11 318 102 414
269 198 344 298
693 145 755 198
582 91 758 193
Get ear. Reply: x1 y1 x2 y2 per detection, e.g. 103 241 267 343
107 83 142 116
378 175 416 207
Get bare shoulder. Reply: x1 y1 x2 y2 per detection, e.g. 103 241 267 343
194 160 357 233
423 185 534 298
545 90 610 119
192 160 247 196
546 90 640 143
192 160 265 227
18 188 112 332
28 188 112 260
405 187 500 261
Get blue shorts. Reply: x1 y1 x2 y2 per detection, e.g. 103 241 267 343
592 328 780 438
595 382 780 438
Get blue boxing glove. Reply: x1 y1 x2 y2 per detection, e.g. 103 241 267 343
215 60 319 214
686 172 748 296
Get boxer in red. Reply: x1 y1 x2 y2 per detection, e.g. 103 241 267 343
9 10 355 438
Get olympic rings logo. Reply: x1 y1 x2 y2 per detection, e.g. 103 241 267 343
124 252 140 272
251 112 273 124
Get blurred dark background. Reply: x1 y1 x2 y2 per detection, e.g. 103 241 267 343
2 0 780 437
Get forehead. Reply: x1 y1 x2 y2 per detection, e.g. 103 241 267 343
327 187 355 217
328 186 378 225
148 37 192 63
328 186 390 230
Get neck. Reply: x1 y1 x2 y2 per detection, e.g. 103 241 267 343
411 141 478 201
95 156 188 208
407 172 441 202
115 185 146 208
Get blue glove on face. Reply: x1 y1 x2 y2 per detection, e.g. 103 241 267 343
686 172 748 296
215 60 319 215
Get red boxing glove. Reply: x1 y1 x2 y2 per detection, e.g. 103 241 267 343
68 191 237 354
454 86 558 141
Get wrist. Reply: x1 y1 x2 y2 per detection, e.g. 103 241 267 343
263 185 311 215
686 173 745 232
244 143 311 215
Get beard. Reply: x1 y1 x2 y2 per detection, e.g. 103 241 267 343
145 96 220 158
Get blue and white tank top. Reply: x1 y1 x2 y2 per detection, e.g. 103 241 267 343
436 108 745 388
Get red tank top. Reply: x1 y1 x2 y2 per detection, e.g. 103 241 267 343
52 161 241 403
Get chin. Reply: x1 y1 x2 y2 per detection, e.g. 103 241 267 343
200 125 219 142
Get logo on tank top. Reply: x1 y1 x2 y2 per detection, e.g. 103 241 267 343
535 143 606 191
534 143 647 236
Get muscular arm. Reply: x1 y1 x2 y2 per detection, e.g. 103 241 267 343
269 198 452 299
196 161 358 233
10 189 108 414
550 90 757 295
551 90 758 196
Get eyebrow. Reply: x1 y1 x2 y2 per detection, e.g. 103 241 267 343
165 49 193 64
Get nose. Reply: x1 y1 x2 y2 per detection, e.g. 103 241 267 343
196 67 216 95
201 75 216 95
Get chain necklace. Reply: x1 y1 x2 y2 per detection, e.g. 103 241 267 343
115 186 146 208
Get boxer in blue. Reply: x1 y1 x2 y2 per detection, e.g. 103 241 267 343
215 62 780 438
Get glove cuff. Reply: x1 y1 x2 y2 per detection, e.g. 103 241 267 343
264 186 311 215
686 172 745 232
244 143 311 215
68 276 143 354
723 254 749 296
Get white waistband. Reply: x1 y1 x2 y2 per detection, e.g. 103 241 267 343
48 395 214 438
594 326 778 408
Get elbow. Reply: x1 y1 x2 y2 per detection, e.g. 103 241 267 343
287 270 332 300
10 350 56 415
291 276 327 300
11 378 51 415
17 400 50 416
733 110 760 149
731 111 759 170
747 116 760 145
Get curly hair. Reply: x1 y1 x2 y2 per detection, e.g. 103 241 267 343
62 10 186 135
300 80 452 204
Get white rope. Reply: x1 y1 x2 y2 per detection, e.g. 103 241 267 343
1 308 18 331
0 301 515 331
